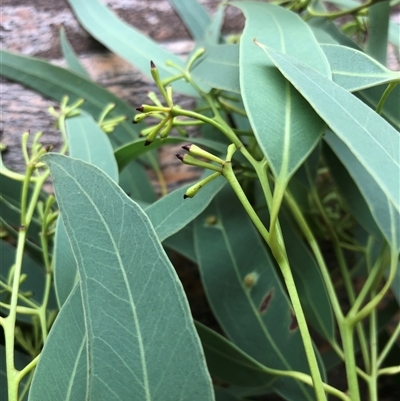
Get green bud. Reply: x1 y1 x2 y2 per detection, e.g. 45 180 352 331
183 171 221 199
181 144 225 165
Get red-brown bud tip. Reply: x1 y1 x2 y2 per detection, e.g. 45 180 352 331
150 60 156 69
45 145 53 152
144 140 152 147
183 194 190 199
136 106 144 112
181 144 192 152
175 153 185 161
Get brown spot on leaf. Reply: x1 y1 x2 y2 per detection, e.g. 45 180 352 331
289 310 298 331
259 289 274 313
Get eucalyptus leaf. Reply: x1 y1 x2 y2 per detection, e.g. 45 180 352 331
194 186 321 401
59 26 90 79
214 387 244 401
67 0 196 97
235 1 329 183
195 321 276 388
322 141 383 241
203 3 226 44
191 44 240 94
324 132 399 251
168 0 211 41
260 45 400 214
365 1 390 65
163 224 197 262
54 112 118 306
321 44 399 92
145 173 225 242
34 153 215 400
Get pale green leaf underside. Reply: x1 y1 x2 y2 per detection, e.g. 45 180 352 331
54 112 118 307
34 154 214 401
321 44 399 92
235 1 329 182
261 46 400 214
191 44 240 93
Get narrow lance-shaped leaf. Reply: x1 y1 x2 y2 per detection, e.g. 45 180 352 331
235 1 330 183
36 153 215 400
59 26 90 79
195 321 276 388
167 0 211 41
321 44 399 92
145 173 226 242
191 44 240 94
195 186 322 401
67 0 197 97
365 1 390 65
324 132 400 252
53 112 119 307
259 45 400 214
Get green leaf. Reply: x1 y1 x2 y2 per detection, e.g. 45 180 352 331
194 187 320 401
235 1 330 183
163 224 197 262
324 132 399 251
168 0 211 41
59 26 90 79
67 112 119 181
34 153 215 400
115 136 227 171
145 173 225 242
191 44 240 94
203 3 226 44
321 44 399 92
67 0 196 97
260 46 400 214
365 1 390 65
195 321 276 388
53 112 118 306
322 141 383 241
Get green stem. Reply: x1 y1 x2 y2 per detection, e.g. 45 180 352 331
222 161 327 401
376 82 398 115
367 288 378 401
351 248 399 324
311 187 370 373
378 319 400 367
307 0 373 19
340 322 361 401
